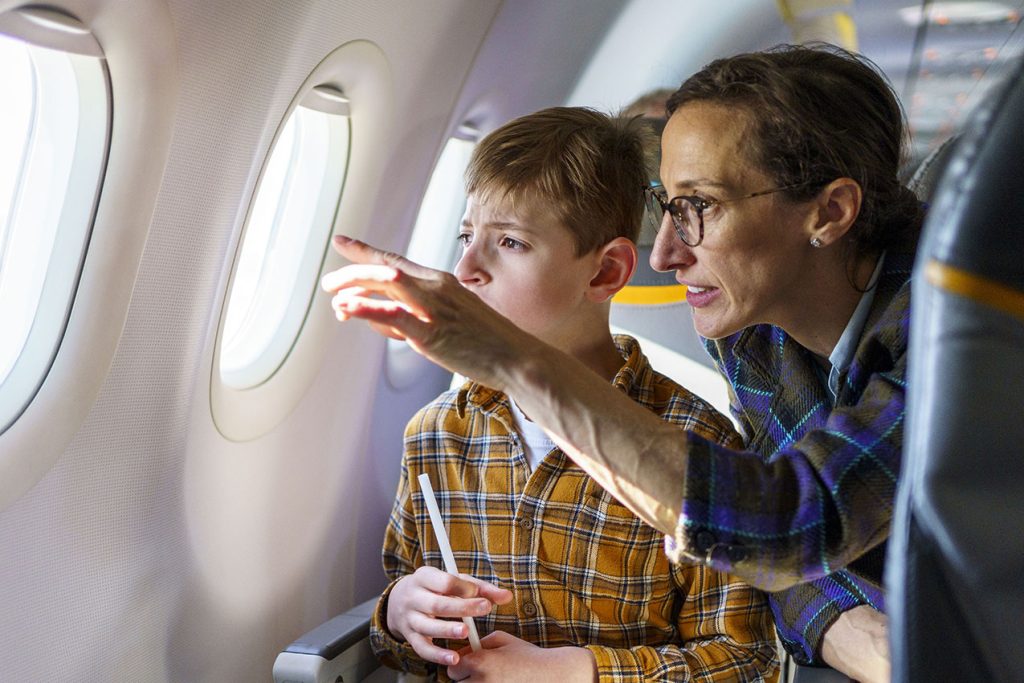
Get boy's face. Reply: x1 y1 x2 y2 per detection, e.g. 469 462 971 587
454 192 603 349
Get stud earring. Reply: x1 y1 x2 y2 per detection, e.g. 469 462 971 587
810 237 823 248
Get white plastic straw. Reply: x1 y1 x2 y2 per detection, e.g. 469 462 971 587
417 473 482 652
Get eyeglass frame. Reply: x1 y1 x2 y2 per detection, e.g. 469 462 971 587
643 182 808 247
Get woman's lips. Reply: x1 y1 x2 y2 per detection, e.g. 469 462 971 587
685 285 719 307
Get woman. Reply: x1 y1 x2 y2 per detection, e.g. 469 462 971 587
324 45 920 681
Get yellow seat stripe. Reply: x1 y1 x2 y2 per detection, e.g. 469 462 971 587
612 284 687 306
926 260 1024 321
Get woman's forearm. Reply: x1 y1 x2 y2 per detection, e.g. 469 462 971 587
499 335 687 535
322 237 689 535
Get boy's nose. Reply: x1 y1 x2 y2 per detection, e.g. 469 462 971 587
453 248 489 286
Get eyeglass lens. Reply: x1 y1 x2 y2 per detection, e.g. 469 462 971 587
644 191 701 246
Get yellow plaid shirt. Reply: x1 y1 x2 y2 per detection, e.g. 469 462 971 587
370 335 779 681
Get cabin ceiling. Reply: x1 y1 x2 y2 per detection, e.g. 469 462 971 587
571 0 1023 167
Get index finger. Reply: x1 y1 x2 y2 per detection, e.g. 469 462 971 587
331 235 439 278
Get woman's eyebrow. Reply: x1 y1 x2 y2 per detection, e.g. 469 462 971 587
668 178 729 192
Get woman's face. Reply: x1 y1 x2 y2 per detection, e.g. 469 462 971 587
650 102 819 340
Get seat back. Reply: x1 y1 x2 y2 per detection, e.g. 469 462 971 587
887 58 1024 682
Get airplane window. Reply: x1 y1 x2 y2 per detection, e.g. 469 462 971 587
386 133 475 379
405 134 476 272
219 89 351 389
0 26 109 433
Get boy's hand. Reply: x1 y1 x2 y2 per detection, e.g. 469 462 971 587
447 631 597 683
387 566 512 666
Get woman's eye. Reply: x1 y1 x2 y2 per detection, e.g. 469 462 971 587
499 236 526 250
696 196 719 215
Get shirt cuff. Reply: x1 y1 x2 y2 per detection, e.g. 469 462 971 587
368 578 434 676
663 433 747 573
585 644 645 682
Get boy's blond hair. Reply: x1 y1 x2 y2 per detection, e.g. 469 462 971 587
465 107 650 256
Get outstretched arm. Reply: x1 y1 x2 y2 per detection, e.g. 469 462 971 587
323 235 686 538
323 236 906 591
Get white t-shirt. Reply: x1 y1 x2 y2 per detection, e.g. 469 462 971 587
508 399 557 471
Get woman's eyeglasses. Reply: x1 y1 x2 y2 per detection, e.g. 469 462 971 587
643 183 805 247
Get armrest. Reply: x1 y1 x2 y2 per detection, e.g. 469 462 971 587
273 596 384 683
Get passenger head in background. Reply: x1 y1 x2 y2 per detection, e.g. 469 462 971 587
622 88 673 246
622 86 675 120
456 106 650 361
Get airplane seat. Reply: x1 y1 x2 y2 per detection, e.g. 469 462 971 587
273 596 430 683
905 134 959 203
781 135 966 683
886 55 1024 682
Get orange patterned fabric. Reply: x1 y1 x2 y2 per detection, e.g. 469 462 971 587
370 335 779 682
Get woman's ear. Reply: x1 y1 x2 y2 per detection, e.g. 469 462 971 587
588 237 637 302
808 177 862 247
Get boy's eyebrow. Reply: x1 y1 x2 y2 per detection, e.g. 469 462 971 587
460 218 533 231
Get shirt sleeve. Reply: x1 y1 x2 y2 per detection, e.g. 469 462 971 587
668 297 908 593
584 564 779 682
368 434 436 676
770 569 883 665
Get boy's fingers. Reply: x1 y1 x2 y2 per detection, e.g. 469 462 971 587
459 574 513 604
412 592 492 619
406 612 468 641
446 656 476 681
415 566 479 598
479 630 516 648
406 631 460 667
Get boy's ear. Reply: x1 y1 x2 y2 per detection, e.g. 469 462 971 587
807 177 862 247
587 237 637 303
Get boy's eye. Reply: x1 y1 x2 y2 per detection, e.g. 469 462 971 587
499 236 526 250
456 232 471 247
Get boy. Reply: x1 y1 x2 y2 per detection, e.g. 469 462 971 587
369 107 778 682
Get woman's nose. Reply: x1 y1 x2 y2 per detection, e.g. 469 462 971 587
649 214 696 273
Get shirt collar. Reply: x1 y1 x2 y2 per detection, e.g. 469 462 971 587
827 252 886 402
457 334 647 416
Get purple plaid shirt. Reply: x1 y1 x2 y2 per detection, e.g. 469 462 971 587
665 253 913 663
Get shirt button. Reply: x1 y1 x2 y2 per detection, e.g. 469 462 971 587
522 601 537 616
694 529 717 553
520 516 534 530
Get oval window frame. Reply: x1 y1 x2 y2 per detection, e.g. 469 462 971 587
0 0 179 511
210 40 392 442
385 129 478 390
0 18 111 433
